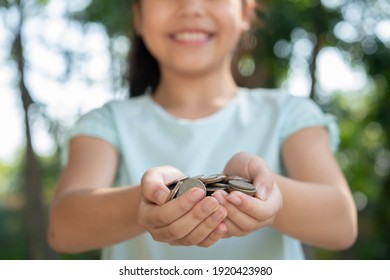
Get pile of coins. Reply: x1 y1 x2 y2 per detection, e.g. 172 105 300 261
166 173 257 202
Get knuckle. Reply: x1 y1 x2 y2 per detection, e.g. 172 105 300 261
226 207 239 221
141 168 155 185
191 204 208 221
206 210 225 228
202 221 217 233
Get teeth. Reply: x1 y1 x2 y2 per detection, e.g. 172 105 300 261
174 32 209 42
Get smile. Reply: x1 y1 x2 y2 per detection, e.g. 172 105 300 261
171 32 213 43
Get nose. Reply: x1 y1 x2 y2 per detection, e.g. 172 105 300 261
177 0 205 17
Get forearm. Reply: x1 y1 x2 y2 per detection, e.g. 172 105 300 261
272 175 357 250
48 186 144 253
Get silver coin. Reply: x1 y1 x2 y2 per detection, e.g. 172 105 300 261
206 186 227 192
168 180 183 201
199 173 226 184
164 173 257 203
208 182 229 189
228 180 256 190
227 187 256 196
225 175 251 183
176 178 206 198
227 180 256 196
166 175 189 189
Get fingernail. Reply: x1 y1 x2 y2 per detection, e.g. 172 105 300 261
190 188 205 202
155 189 169 205
227 195 242 206
258 185 268 200
215 223 227 235
211 192 226 204
202 198 218 212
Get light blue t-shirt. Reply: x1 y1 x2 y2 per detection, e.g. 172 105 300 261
64 87 339 260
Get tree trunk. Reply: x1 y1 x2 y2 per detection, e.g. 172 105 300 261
13 0 57 259
309 2 326 101
309 34 322 101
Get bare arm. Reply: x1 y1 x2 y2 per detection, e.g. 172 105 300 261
215 127 357 250
273 126 358 249
48 136 144 253
49 136 226 253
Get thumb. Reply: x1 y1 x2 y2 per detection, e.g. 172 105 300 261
141 166 185 205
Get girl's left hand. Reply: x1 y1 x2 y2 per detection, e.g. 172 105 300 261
212 152 283 237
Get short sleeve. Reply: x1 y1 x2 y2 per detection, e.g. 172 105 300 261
279 97 340 152
60 103 120 166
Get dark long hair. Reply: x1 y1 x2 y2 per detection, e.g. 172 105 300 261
128 33 160 98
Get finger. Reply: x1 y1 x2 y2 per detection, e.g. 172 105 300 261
171 207 227 246
223 153 274 201
212 190 261 235
248 159 274 201
211 190 228 204
223 215 274 237
198 222 228 247
252 179 273 201
226 191 268 220
223 193 261 233
141 166 185 205
183 206 227 245
223 218 247 236
226 188 281 221
153 196 220 241
222 186 282 236
140 187 205 228
213 190 263 221
223 152 252 179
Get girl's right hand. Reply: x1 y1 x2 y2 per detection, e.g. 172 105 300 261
138 166 227 247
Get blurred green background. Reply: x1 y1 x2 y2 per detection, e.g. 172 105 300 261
0 0 389 260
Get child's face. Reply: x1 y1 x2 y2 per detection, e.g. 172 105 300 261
134 0 254 76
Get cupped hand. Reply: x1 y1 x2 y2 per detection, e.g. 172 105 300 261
212 152 283 237
138 166 227 247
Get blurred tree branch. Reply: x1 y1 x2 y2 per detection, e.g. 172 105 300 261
11 0 57 259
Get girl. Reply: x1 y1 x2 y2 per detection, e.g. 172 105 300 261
48 0 357 259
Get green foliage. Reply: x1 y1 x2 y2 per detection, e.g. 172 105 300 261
0 208 29 259
314 91 388 259
36 0 49 6
74 0 133 37
0 152 100 260
0 158 26 259
0 0 15 8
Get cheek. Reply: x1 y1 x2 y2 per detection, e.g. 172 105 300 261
216 4 247 34
219 16 245 48
141 25 168 63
